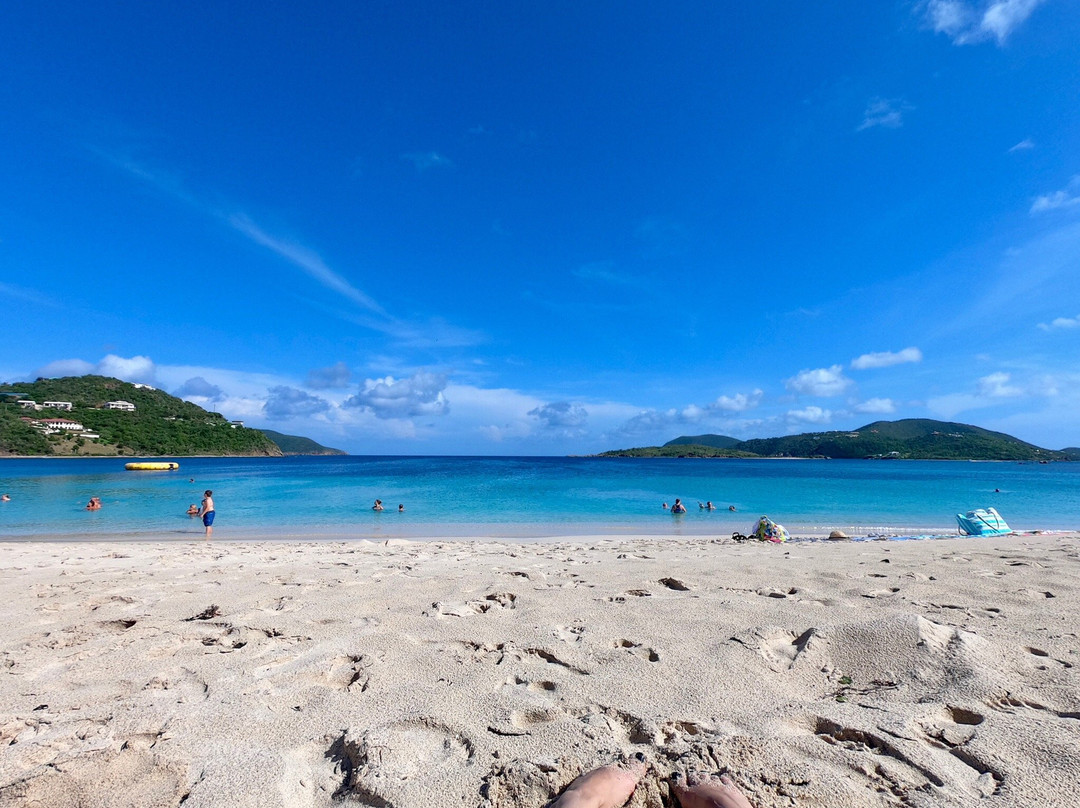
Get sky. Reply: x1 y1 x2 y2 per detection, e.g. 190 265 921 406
2 1 1079 455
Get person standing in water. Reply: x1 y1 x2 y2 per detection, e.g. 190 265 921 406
198 490 215 537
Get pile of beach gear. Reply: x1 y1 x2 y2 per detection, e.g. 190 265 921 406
956 507 1012 537
732 515 790 543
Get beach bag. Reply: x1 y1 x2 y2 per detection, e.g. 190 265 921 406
956 507 1011 537
750 515 789 543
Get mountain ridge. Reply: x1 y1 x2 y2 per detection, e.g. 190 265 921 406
601 418 1067 461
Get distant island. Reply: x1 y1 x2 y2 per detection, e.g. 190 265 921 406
0 376 337 457
598 419 1072 461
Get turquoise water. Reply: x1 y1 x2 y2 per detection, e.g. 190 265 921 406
0 456 1077 540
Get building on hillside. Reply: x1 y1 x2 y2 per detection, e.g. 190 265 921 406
40 418 84 431
43 401 73 411
132 383 156 390
17 400 40 410
104 400 136 411
230 420 244 428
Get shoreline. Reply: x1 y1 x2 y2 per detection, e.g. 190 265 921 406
2 532 1077 806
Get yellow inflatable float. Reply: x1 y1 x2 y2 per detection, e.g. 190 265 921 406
124 462 180 471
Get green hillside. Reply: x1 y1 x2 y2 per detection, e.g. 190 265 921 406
599 419 1067 461
664 434 741 449
259 429 346 455
0 376 282 457
599 444 757 458
738 419 1062 460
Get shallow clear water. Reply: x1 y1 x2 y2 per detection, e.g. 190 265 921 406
0 456 1077 540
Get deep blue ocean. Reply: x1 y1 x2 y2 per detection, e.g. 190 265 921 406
0 456 1077 541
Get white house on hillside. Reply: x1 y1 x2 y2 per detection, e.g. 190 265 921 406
40 418 84 431
105 400 136 411
43 401 73 411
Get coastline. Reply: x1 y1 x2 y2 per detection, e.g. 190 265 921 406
2 532 1077 806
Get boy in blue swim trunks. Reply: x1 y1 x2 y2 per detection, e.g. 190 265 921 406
198 490 215 538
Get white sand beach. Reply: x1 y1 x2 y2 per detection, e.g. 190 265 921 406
1 533 1078 807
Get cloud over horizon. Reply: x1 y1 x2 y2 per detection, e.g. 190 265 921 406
345 372 450 419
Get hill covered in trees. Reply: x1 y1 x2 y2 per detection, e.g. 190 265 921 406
258 429 346 455
600 419 1067 461
0 376 282 457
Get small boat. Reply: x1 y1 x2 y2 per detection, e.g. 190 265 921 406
125 462 180 471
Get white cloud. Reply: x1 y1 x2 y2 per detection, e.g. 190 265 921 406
345 372 450 419
97 354 157 384
37 354 158 385
1031 177 1080 213
1008 138 1035 153
307 361 352 389
857 98 913 131
528 401 589 429
787 406 832 424
35 358 96 378
853 397 897 414
174 376 224 402
786 365 852 397
850 347 923 370
1038 314 1080 331
977 372 1023 398
263 386 331 419
711 389 764 412
921 0 1047 45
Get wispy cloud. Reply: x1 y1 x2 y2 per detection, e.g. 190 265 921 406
227 214 385 315
1031 177 1080 214
573 260 650 291
1038 314 1080 331
0 282 58 307
402 151 454 171
1008 138 1035 153
921 0 1047 46
857 97 913 131
851 347 923 370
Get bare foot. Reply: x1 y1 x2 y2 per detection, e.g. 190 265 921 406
550 757 647 808
671 772 754 808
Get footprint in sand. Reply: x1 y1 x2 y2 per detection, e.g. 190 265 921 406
614 639 661 662
734 627 819 672
429 592 518 618
659 577 691 591
329 720 474 805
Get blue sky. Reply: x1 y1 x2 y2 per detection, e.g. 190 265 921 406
3 1 1079 454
